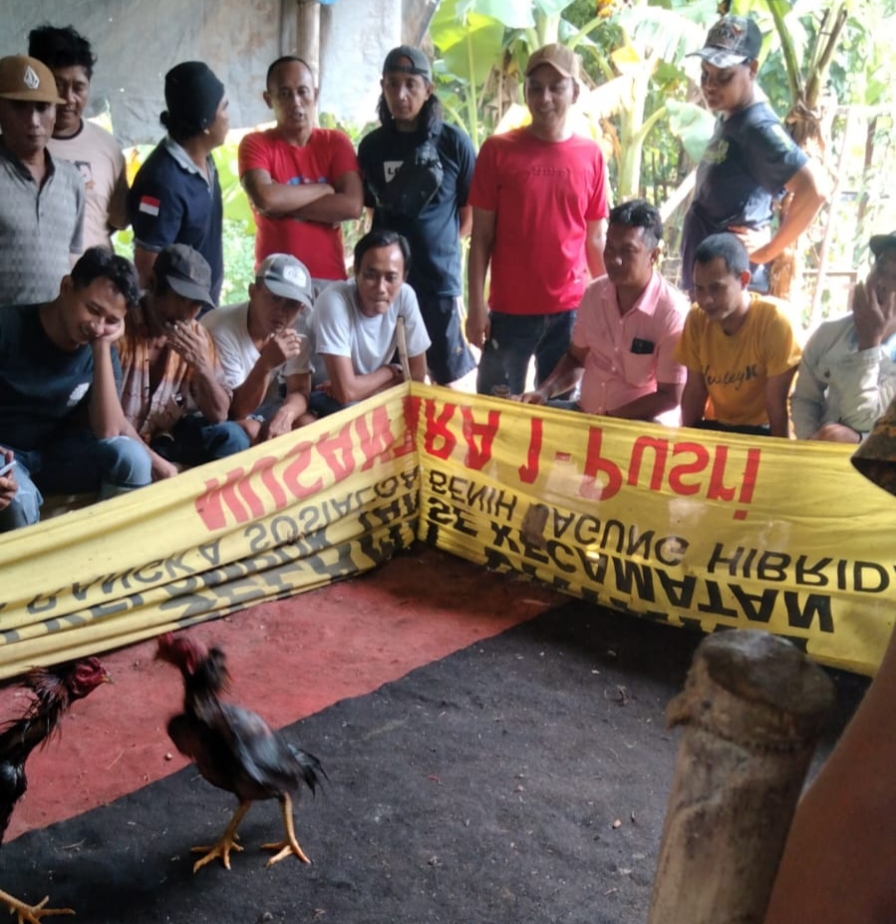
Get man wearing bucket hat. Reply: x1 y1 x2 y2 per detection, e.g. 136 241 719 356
357 45 477 387
202 253 317 442
679 15 826 295
128 61 229 305
467 43 608 397
792 231 896 442
117 244 249 477
0 54 85 307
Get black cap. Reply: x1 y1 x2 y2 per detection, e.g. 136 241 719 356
688 16 762 69
155 244 214 308
870 231 896 259
163 61 224 134
382 46 432 83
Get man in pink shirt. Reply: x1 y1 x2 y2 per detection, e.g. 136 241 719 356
521 199 688 422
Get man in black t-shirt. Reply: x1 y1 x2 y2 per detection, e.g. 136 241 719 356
358 46 476 386
680 16 826 293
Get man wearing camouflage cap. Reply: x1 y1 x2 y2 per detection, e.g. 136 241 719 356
0 55 85 307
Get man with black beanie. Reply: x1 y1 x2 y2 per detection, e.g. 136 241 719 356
128 61 229 306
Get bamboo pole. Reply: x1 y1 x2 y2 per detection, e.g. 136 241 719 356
647 630 835 924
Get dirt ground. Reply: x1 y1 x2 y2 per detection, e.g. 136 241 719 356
2 587 867 924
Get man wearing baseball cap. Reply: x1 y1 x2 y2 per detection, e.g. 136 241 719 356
117 244 249 477
679 15 826 294
128 61 229 305
0 54 85 307
467 43 608 396
357 45 477 387
792 231 896 442
202 253 317 442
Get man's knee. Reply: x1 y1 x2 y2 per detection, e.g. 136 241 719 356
204 421 252 460
97 436 153 487
0 462 42 532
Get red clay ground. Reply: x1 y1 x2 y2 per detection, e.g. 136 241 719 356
3 545 564 841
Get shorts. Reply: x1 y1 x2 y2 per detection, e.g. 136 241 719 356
417 294 476 385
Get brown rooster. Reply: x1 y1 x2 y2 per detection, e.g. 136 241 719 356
0 657 111 924
156 632 326 873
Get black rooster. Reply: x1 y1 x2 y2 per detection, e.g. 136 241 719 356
0 657 110 924
156 632 326 873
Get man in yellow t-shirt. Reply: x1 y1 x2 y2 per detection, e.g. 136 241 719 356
675 232 801 437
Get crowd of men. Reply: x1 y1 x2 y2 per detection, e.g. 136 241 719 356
1 16 894 534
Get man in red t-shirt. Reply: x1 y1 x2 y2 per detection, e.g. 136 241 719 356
238 56 363 283
467 44 608 396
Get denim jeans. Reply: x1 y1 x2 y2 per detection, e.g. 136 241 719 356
476 309 576 396
0 432 152 532
150 415 251 467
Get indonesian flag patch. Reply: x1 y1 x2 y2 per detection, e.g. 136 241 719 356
138 195 161 216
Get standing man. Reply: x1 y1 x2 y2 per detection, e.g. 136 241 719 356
117 244 249 478
128 62 229 305
311 230 430 416
791 231 896 442
521 199 687 423
0 247 151 532
680 15 826 294
467 43 608 396
0 54 84 307
675 233 801 437
238 56 363 284
358 46 476 386
29 24 129 251
202 253 316 442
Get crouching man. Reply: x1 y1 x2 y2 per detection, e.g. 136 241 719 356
117 244 250 476
311 230 430 417
202 253 317 442
0 247 151 531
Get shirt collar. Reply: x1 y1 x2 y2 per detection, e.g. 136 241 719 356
163 135 216 187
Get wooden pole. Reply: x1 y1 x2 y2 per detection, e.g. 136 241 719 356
295 0 321 85
647 630 835 924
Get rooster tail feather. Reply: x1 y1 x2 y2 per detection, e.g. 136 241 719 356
287 743 328 794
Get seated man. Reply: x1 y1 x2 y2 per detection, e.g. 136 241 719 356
0 247 151 532
791 230 896 442
675 233 801 437
202 253 316 443
520 199 687 422
117 244 250 477
311 229 430 417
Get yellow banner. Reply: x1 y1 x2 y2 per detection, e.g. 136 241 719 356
0 389 417 679
411 384 895 676
1 383 893 678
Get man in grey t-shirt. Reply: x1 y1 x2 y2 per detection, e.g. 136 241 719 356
0 55 85 306
311 229 431 417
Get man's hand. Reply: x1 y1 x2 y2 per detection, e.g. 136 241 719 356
151 455 179 481
264 407 298 440
728 225 771 262
0 449 17 512
166 321 212 371
90 320 126 345
853 274 896 350
260 330 305 369
465 311 490 350
519 389 548 405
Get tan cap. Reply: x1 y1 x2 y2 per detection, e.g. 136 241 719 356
0 55 64 104
524 44 581 81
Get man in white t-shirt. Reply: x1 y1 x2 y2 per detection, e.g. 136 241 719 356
202 253 315 442
312 229 431 416
29 24 129 250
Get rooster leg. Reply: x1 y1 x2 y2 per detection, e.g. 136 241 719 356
0 888 74 924
191 801 251 873
261 793 312 866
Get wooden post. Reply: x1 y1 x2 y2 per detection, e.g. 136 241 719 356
295 0 321 83
647 630 835 924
